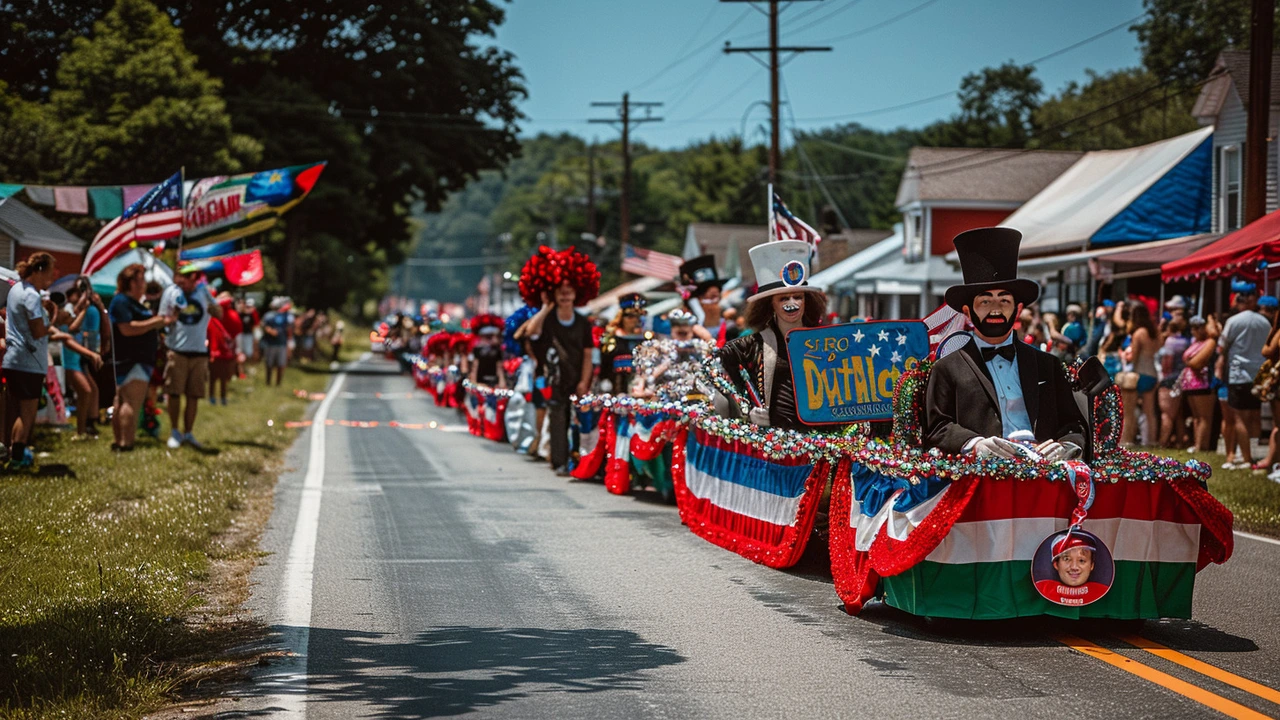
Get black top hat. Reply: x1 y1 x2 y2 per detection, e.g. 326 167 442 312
679 255 727 297
943 227 1040 312
617 292 648 314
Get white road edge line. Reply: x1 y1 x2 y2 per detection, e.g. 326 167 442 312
1234 530 1280 547
261 367 348 716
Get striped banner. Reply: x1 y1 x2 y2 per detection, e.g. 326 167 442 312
570 407 609 480
629 412 678 462
672 425 833 569
829 463 1235 619
605 414 634 495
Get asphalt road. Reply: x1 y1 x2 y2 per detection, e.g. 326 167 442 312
226 354 1280 719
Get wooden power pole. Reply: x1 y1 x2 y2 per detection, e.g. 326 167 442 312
586 140 596 236
1246 0 1275 225
723 0 830 188
589 93 662 248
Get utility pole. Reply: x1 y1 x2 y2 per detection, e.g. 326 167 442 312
723 0 829 188
589 93 662 248
586 140 596 236
1245 0 1274 224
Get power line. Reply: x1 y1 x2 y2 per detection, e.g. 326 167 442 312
629 8 753 92
790 11 1147 126
796 134 907 162
788 0 867 36
811 0 943 45
678 67 767 122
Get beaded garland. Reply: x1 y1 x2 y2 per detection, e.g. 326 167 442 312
633 337 716 403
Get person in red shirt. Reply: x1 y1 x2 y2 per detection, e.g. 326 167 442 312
207 295 241 405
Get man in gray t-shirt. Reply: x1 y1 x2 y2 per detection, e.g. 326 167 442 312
1220 281 1271 465
157 266 222 450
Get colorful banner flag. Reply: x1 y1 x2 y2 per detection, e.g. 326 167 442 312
181 162 325 249
221 249 264 286
82 172 184 276
179 239 239 260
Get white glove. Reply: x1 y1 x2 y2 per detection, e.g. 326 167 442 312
972 436 1021 459
1037 440 1083 463
748 406 771 427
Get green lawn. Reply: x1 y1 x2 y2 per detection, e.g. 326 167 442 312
1153 448 1280 539
0 351 347 719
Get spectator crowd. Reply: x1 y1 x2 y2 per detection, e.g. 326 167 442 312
0 251 343 470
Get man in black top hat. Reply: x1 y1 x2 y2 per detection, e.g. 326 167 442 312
679 255 738 347
923 228 1086 460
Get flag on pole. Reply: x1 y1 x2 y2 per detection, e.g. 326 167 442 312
81 172 183 276
770 189 822 246
621 243 683 280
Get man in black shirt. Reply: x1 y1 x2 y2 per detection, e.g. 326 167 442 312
523 283 595 473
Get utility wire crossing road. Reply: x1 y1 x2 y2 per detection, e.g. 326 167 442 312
228 354 1280 719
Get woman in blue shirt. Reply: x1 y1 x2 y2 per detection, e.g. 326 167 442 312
63 278 108 439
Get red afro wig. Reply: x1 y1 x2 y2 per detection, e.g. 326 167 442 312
518 245 600 307
469 313 505 335
449 332 474 354
425 332 452 356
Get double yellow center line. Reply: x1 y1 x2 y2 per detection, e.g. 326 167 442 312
1056 634 1279 719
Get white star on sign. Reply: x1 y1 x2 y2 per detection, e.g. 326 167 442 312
897 333 907 346
852 329 865 343
890 350 902 363
869 344 881 357
878 329 889 342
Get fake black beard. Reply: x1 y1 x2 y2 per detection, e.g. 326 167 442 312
974 313 1011 337
781 302 801 315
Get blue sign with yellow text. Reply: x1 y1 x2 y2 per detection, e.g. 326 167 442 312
786 320 929 424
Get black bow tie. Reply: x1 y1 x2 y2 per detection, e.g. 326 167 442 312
981 345 1016 363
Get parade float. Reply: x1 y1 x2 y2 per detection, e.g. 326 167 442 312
438 220 1235 621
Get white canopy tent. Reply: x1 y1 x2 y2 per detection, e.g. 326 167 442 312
987 126 1214 258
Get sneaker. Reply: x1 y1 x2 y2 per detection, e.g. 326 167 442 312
7 455 32 470
183 433 205 451
22 447 34 464
167 430 183 450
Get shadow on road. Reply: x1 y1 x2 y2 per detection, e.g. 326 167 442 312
856 602 1259 653
251 625 685 717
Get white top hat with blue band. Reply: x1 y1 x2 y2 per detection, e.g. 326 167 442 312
747 240 823 303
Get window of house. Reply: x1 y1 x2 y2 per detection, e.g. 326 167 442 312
1221 144 1243 232
904 210 924 263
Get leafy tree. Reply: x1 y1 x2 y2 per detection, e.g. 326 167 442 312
1130 0 1280 87
43 0 259 184
922 63 1043 148
1 0 526 312
1033 68 1200 151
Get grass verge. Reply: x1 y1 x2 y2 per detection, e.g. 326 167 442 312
0 353 347 719
1154 449 1280 538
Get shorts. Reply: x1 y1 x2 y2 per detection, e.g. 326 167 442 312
116 363 153 388
263 344 288 369
237 333 255 356
1228 382 1261 411
4 369 45 401
210 358 236 382
1182 388 1212 397
164 352 210 397
1136 373 1157 394
63 349 82 374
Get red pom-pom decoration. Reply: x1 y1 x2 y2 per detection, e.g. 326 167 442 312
519 245 601 307
469 313 505 335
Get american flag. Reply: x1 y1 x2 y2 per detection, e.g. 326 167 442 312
621 243 683 280
923 303 970 354
770 190 821 245
81 172 184 276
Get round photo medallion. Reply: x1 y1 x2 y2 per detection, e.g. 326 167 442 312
1031 528 1114 607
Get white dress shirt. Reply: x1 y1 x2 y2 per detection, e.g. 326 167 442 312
972 333 1034 439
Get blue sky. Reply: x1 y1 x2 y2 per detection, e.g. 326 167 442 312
491 0 1148 149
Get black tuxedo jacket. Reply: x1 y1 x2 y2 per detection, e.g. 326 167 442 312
923 337 1087 455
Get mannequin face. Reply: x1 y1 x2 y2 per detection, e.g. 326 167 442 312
772 292 805 326
699 286 721 305
621 313 642 333
965 290 1018 342
671 324 693 341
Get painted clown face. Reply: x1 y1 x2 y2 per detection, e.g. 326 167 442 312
772 292 805 325
1053 546 1095 588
